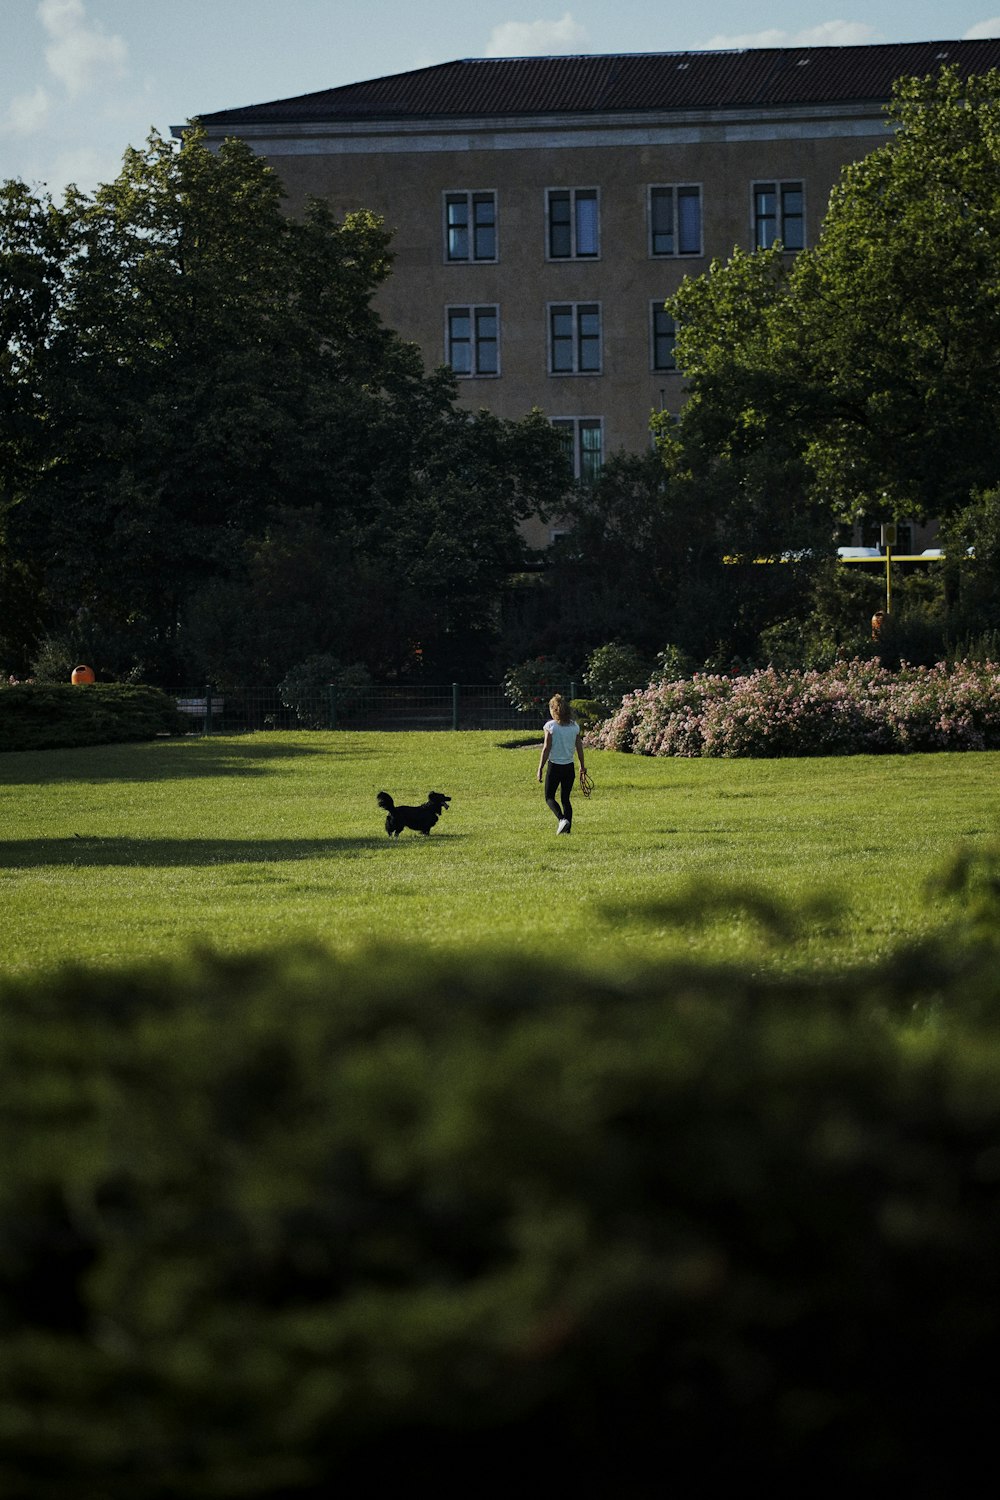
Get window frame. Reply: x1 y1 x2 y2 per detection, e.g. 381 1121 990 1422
445 303 500 377
751 179 805 252
648 183 703 258
551 416 604 484
650 302 678 373
545 187 601 261
547 301 603 376
442 189 498 264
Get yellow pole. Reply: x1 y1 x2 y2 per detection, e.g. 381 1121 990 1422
885 543 892 615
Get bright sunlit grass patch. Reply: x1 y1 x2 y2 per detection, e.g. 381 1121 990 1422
1 731 997 976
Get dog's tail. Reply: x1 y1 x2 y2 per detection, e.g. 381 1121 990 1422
376 791 395 811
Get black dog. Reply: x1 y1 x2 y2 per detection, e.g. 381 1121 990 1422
377 790 451 837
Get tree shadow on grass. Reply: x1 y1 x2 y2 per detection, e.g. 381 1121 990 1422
0 833 467 869
0 737 370 787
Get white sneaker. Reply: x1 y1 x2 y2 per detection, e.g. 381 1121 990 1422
556 818 570 834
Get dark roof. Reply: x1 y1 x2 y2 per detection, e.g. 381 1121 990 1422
196 40 1000 127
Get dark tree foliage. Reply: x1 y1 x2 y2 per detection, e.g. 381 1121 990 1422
0 181 66 668
511 447 827 670
0 130 566 683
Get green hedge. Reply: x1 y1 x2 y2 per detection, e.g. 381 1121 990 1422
568 696 604 730
0 684 188 752
2 938 1000 1494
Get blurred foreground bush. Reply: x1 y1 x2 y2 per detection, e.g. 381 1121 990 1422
2 930 1000 1494
0 684 188 752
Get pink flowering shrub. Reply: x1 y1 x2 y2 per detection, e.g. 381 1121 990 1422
584 673 732 756
630 674 733 757
586 659 1000 757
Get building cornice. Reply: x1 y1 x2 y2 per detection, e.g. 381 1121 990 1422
183 100 894 155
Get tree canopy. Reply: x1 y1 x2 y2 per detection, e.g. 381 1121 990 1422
0 129 566 682
656 66 1000 536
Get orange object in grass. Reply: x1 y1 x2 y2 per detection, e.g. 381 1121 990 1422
71 665 95 684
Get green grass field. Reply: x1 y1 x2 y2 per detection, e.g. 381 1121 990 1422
1 730 997 977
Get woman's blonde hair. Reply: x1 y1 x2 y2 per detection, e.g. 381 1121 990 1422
549 693 573 725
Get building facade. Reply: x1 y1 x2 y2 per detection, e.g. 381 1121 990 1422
189 40 1000 544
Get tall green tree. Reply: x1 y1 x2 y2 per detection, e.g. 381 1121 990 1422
653 244 828 556
793 65 1000 522
0 181 65 490
658 65 1000 540
1 130 565 681
633 64 1000 667
0 181 67 666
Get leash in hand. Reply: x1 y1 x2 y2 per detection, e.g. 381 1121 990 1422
579 769 594 799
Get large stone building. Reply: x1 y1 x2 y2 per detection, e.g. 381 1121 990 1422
188 39 1000 543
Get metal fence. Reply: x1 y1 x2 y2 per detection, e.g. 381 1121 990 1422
176 683 578 734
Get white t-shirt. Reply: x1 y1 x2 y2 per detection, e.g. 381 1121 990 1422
545 719 579 764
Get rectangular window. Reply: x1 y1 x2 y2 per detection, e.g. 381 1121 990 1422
549 303 601 375
444 191 497 262
649 185 702 256
753 180 805 251
552 417 604 484
547 188 599 259
447 305 499 376
651 305 677 372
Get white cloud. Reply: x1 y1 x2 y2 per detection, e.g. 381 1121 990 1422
3 85 52 137
701 20 881 50
47 142 125 194
486 11 589 58
39 0 127 98
964 18 1000 39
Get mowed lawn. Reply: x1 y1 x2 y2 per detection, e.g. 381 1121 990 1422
1 729 997 977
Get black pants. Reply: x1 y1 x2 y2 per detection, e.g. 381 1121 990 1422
545 762 575 824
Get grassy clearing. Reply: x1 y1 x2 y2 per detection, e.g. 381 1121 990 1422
1 730 997 977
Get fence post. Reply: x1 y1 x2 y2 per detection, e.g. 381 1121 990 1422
328 684 337 730
570 680 576 702
204 683 214 735
452 682 459 731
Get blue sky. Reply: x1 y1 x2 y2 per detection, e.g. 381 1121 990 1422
3 0 1000 196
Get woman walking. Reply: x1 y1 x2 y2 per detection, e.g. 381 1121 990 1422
537 692 586 833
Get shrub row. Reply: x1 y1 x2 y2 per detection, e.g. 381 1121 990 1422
3 929 1000 1493
588 658 1000 757
0 684 189 752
